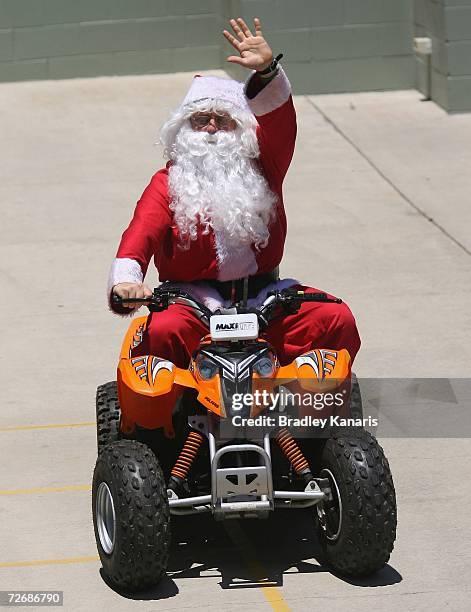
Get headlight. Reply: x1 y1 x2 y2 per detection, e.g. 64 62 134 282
253 355 276 378
196 355 218 380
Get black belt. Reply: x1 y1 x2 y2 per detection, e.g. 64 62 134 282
207 269 279 303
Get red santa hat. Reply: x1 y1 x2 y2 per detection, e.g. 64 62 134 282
180 74 252 115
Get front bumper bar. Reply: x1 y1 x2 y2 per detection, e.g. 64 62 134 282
168 441 325 517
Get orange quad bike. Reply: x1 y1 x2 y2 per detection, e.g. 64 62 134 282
92 287 396 591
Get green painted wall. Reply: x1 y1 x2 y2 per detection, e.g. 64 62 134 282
0 1 469 111
414 0 449 108
444 0 471 112
223 1 414 94
0 0 414 91
414 0 471 112
0 0 222 80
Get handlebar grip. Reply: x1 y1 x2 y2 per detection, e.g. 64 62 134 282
111 294 150 304
298 293 343 303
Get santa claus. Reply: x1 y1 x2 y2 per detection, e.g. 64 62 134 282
108 17 361 367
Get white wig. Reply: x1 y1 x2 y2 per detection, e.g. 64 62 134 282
158 80 277 256
160 97 260 161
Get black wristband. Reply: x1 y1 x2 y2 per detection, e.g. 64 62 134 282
258 53 284 75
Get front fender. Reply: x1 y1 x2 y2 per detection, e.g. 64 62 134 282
276 348 351 391
116 317 198 434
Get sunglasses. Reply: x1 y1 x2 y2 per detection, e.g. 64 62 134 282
190 112 235 129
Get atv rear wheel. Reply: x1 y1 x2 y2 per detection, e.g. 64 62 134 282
96 381 121 453
92 440 171 591
315 427 396 577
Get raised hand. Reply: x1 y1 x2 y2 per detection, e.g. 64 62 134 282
223 17 273 72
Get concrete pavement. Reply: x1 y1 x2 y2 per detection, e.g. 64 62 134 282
0 71 470 611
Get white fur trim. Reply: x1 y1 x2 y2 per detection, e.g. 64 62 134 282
107 257 144 315
245 66 292 117
213 232 258 282
108 257 143 291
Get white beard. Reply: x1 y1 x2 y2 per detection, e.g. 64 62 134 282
167 123 277 263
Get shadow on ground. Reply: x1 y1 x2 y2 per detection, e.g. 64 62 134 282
100 508 401 600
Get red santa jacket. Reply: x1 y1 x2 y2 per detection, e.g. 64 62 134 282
109 68 296 291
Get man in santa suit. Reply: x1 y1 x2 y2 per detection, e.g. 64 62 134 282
108 17 361 368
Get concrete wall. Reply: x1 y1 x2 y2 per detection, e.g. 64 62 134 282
223 0 415 94
414 0 471 112
0 0 222 81
444 0 471 112
4 1 471 111
0 0 415 93
414 0 445 107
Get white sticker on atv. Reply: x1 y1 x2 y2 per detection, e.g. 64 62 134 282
210 313 259 341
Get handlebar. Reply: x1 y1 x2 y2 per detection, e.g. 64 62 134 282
281 291 342 303
112 289 214 318
112 287 342 326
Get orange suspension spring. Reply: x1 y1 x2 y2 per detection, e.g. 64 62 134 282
171 430 205 480
275 427 311 475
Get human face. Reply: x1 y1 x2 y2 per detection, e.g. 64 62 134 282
189 111 237 134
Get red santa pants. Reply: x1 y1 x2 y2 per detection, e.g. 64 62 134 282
131 285 361 366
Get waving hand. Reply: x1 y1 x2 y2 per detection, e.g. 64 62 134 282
223 18 274 72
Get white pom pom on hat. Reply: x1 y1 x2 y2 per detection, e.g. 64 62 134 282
180 74 251 114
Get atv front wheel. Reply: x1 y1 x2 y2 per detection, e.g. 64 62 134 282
96 381 121 453
92 440 171 591
348 373 363 419
315 427 396 576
